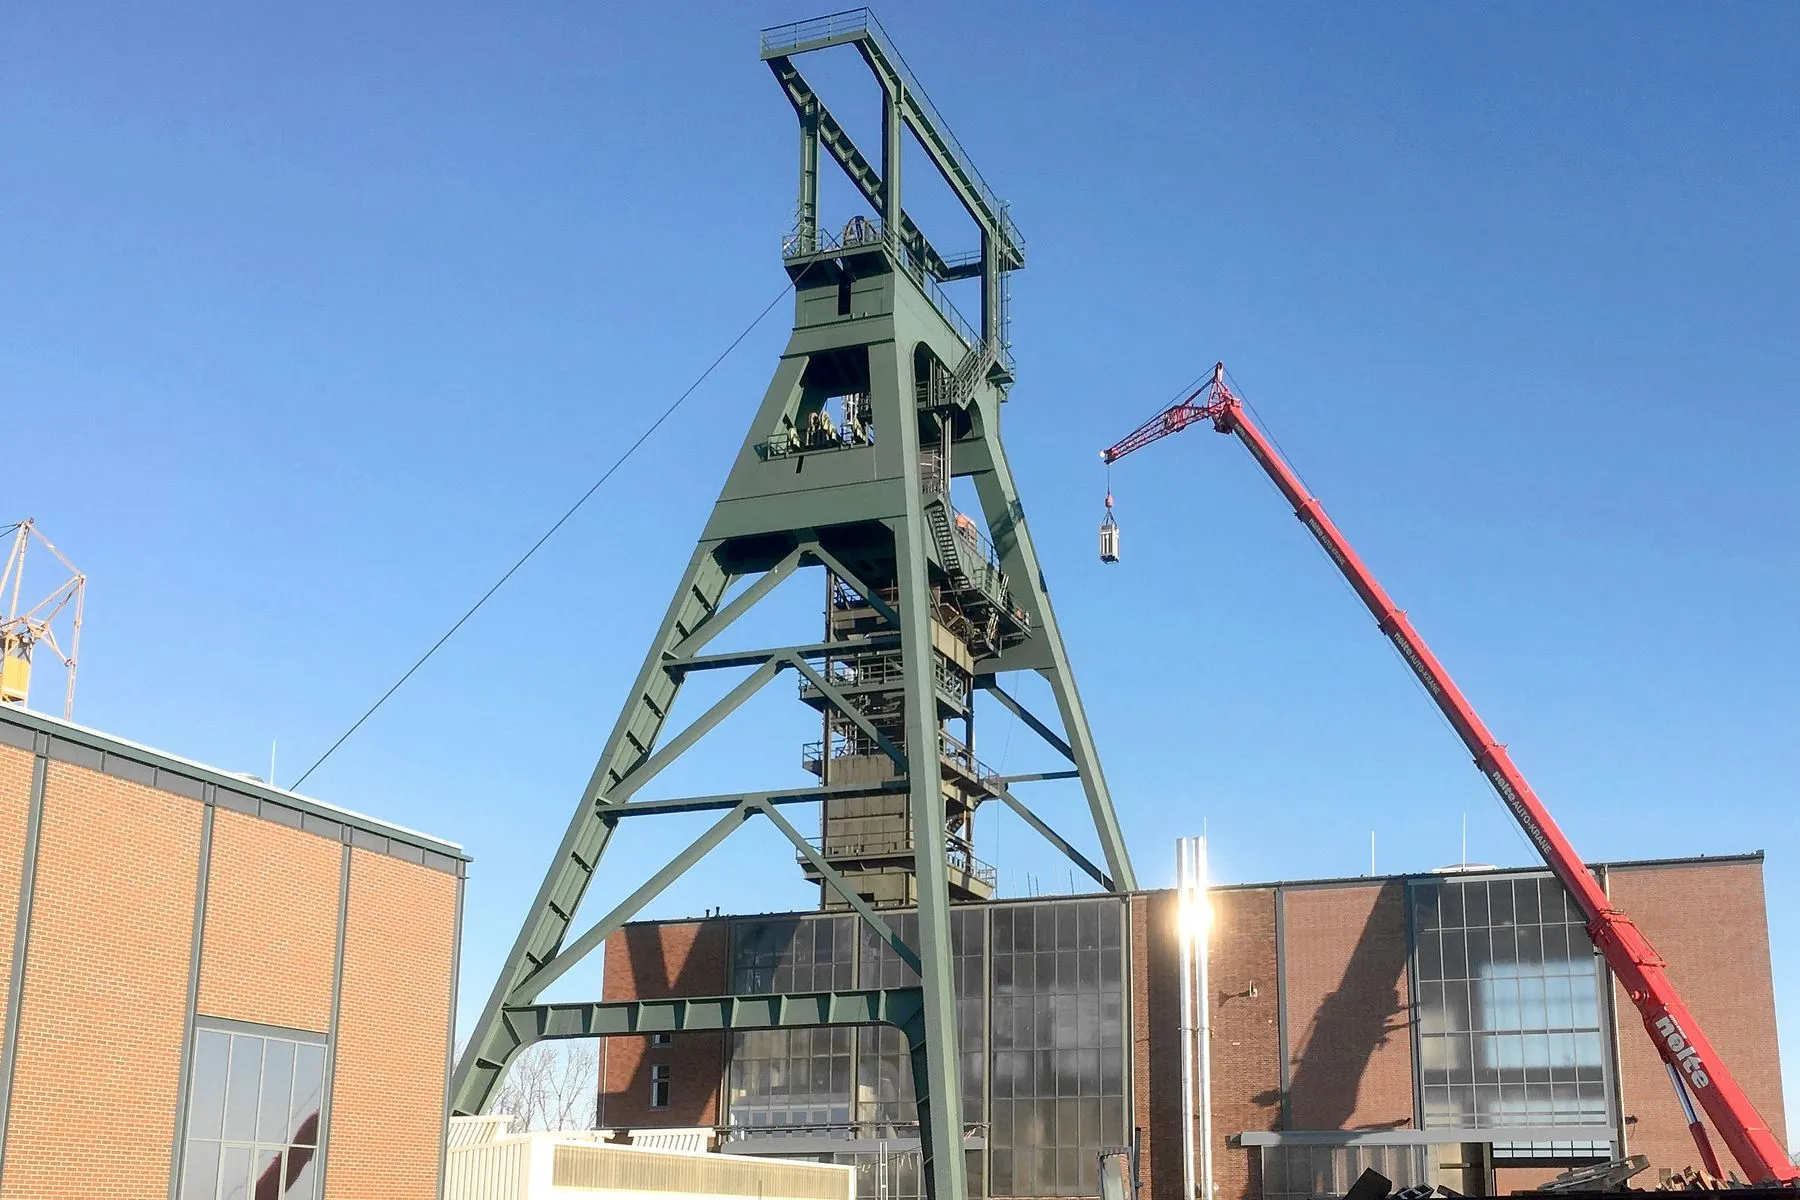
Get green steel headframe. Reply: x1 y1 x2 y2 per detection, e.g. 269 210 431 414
453 16 1133 1200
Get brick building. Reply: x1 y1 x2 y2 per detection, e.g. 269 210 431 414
595 856 1786 1200
0 705 466 1200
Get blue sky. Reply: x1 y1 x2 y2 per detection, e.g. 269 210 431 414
5 2 1795 1140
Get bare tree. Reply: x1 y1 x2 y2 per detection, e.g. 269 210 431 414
488 1042 599 1133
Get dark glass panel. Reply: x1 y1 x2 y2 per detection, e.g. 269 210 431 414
1077 949 1098 990
1098 902 1122 949
1466 928 1492 978
1442 930 1468 980
1515 881 1541 924
1489 879 1515 927
1440 884 1464 929
1464 882 1490 927
1414 884 1441 932
1516 924 1543 967
1418 931 1443 979
1076 901 1098 950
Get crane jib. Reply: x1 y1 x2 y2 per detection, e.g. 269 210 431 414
1103 362 1799 1182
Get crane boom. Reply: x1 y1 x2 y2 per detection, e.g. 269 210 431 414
1102 363 1797 1185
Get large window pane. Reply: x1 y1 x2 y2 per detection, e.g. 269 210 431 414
181 1139 221 1200
1411 876 1611 1164
290 1045 324 1146
188 1031 230 1141
989 899 1128 1197
223 1038 263 1142
257 1041 294 1145
182 1026 329 1200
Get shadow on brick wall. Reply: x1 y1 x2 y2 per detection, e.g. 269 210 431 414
1264 884 1411 1130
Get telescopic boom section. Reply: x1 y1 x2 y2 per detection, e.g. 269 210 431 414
1102 363 1797 1185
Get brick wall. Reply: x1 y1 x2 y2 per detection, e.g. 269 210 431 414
325 848 457 1200
1604 860 1788 1179
1281 882 1415 1132
0 746 32 1057
1133 888 1281 1200
0 764 201 1200
1211 888 1282 1200
599 919 729 1129
198 808 340 1033
1131 892 1175 1200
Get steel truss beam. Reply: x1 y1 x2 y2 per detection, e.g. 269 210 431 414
978 678 1074 761
610 781 907 819
992 787 1112 891
507 986 925 1042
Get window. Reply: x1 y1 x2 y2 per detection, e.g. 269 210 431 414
1412 875 1613 1163
650 1033 672 1047
1261 1143 1431 1200
988 898 1128 1197
728 916 855 1131
650 1064 672 1109
179 1023 326 1200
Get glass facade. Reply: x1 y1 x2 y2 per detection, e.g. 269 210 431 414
722 898 1130 1200
179 1023 326 1200
1260 1144 1430 1200
989 899 1127 1198
727 915 856 1131
1411 873 1613 1162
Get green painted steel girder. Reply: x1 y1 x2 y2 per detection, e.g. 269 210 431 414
760 11 1025 269
768 58 957 283
668 633 900 674
509 987 926 1042
609 781 908 819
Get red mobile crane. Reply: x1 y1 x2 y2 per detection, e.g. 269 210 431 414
1100 363 1797 1186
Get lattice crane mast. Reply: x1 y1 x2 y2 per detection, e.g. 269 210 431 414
1099 363 1797 1186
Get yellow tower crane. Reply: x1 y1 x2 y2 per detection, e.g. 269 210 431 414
1 518 86 719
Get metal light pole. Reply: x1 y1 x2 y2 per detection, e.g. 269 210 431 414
1177 836 1215 1200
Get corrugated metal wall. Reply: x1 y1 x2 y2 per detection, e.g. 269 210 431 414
444 1136 529 1200
551 1144 851 1200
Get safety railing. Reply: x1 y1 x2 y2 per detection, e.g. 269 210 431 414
794 834 996 888
828 578 896 614
721 1120 990 1143
783 215 986 358
802 651 969 702
757 420 874 461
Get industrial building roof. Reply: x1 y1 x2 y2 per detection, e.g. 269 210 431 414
0 704 468 872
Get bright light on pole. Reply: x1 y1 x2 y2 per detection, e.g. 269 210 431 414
1177 836 1216 1200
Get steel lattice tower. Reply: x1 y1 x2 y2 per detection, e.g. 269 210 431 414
454 16 1136 1200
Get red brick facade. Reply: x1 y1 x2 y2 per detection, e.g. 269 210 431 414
598 918 730 1129
1280 883 1414 1133
0 715 464 1200
328 849 460 1200
0 763 203 1200
601 858 1788 1199
1602 860 1787 1180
